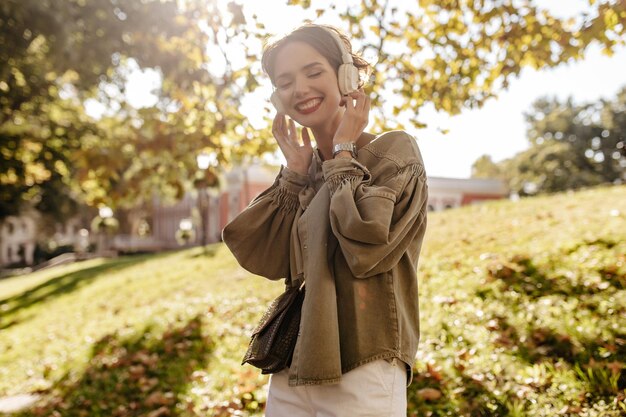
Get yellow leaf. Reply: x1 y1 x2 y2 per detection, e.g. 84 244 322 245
604 9 618 29
442 96 452 112
601 46 615 57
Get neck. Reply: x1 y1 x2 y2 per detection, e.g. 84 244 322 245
311 108 343 160
313 131 375 161
308 108 375 160
313 130 334 161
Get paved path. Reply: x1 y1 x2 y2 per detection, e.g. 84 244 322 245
0 394 40 413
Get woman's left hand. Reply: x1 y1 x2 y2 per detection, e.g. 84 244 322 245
333 88 370 146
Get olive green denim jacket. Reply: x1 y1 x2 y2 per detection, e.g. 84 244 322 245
222 130 428 387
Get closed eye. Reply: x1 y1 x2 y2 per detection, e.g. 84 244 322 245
308 71 322 78
277 82 292 90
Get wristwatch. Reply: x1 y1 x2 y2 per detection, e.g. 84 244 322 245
332 142 358 159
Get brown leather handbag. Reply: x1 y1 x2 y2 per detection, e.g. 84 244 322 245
242 282 305 374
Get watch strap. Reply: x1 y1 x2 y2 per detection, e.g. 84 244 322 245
332 142 357 158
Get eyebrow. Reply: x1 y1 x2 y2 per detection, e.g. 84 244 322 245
275 61 324 81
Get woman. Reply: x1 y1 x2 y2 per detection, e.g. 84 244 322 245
222 23 428 416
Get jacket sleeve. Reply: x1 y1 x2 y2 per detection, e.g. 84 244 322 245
323 155 428 278
222 166 308 280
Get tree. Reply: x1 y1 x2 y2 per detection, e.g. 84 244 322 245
525 92 625 180
2 0 625 220
1 0 271 220
472 87 626 194
503 140 608 194
289 0 626 127
471 155 503 179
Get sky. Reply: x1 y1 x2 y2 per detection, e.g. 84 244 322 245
416 44 626 178
93 0 626 179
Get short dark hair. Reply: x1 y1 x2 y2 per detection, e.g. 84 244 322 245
262 24 371 88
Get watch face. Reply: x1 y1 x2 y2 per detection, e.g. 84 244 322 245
335 143 356 152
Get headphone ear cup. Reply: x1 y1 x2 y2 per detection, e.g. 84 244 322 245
338 64 360 95
270 91 285 113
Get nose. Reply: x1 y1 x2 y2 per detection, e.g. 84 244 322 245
293 75 310 98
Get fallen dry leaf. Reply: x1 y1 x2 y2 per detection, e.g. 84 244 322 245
145 406 169 417
426 363 444 382
417 388 443 401
145 391 175 407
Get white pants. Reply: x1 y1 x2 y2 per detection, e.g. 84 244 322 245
265 359 407 417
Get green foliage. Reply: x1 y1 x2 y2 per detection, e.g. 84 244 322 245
90 215 119 235
471 155 503 179
2 0 625 219
1 0 273 218
16 316 213 417
473 87 626 195
0 185 625 416
292 0 626 128
574 362 621 397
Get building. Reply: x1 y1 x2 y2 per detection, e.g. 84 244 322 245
0 214 37 267
111 164 279 253
0 163 507 268
425 176 509 211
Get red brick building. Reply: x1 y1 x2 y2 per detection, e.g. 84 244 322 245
111 164 508 252
0 164 509 267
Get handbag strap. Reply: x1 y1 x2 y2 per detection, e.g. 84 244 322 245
287 274 305 291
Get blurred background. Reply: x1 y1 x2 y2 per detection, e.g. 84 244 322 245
1 0 624 267
0 1 625 416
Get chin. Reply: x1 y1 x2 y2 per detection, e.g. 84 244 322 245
288 113 318 129
294 110 340 131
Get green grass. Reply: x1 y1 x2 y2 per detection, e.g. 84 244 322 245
1 185 625 416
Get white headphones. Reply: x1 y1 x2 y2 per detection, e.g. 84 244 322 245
270 26 360 113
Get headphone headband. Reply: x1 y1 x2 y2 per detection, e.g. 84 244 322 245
271 24 360 112
319 26 354 65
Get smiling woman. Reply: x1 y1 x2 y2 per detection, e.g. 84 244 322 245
261 25 372 162
222 23 429 417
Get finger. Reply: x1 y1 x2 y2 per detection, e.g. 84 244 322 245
288 118 300 143
347 88 364 99
343 94 355 111
302 127 312 148
273 116 290 151
279 115 290 139
272 112 281 129
272 113 282 135
352 92 364 111
274 118 288 146
357 93 370 112
274 128 291 156
275 137 289 157
272 118 282 142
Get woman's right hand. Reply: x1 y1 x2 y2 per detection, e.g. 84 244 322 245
272 114 313 176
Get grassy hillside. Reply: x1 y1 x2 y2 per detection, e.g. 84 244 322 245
0 185 625 417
